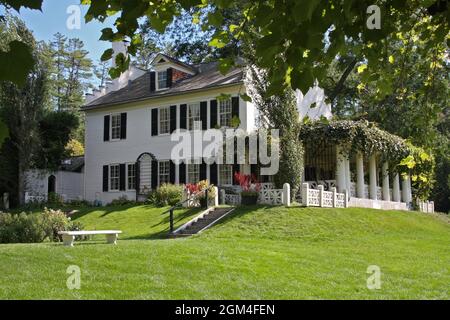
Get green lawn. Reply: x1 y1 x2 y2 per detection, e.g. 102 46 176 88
0 205 449 299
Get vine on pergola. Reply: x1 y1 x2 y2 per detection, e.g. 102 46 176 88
299 120 435 199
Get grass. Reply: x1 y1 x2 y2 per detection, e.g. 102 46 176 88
0 205 449 299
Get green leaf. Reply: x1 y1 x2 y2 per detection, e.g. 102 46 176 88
99 28 114 41
293 0 320 23
100 48 114 62
0 40 35 86
240 93 252 103
2 0 43 11
208 10 223 27
357 64 368 73
218 57 233 74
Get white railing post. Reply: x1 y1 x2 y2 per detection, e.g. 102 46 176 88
220 189 226 205
302 183 309 206
344 190 349 208
318 185 324 207
283 183 290 207
213 186 219 207
3 193 9 210
331 187 337 208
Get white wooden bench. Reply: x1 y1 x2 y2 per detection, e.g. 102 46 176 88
58 230 122 247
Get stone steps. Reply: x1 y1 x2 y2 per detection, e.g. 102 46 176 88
174 207 234 236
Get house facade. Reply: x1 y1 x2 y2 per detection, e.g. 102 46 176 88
82 50 257 204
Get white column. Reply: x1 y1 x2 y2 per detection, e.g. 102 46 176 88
331 187 337 207
356 153 365 198
283 183 290 207
213 186 219 207
369 154 377 200
345 156 351 198
220 189 226 205
382 162 390 201
392 173 401 202
401 174 412 203
336 145 347 193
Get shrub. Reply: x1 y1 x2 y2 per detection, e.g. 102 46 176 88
0 212 47 243
41 208 71 242
149 184 183 207
111 195 135 206
47 192 64 206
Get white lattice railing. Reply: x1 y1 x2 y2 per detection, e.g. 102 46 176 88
25 192 47 204
225 194 241 206
301 183 348 208
417 200 434 213
322 191 334 208
335 193 346 208
307 188 320 206
260 183 275 191
259 189 283 205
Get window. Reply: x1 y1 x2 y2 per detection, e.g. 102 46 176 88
157 71 167 90
109 164 120 191
111 114 121 140
219 99 232 127
188 103 201 130
187 164 200 184
159 107 170 134
219 164 233 185
159 161 170 185
127 163 136 190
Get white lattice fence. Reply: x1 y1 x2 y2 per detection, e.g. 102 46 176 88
225 194 241 206
301 183 348 208
25 192 47 204
417 200 434 213
335 193 346 208
259 189 283 205
322 191 334 208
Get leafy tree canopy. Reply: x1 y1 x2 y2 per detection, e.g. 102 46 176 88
81 0 449 97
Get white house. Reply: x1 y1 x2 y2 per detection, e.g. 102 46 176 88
82 48 257 204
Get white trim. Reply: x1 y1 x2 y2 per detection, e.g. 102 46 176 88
158 160 170 186
158 106 171 135
156 70 168 91
126 162 136 191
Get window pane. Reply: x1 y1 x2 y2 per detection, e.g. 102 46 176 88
219 165 233 185
111 114 121 140
188 103 201 130
159 107 170 134
159 161 170 185
127 164 136 190
158 71 167 89
187 164 200 184
110 165 120 191
219 99 232 127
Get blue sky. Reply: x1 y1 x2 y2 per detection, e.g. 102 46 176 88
16 1 115 62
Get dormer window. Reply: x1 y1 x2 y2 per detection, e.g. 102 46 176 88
157 70 168 90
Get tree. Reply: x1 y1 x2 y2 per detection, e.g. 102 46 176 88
87 1 448 98
0 16 48 205
245 66 304 199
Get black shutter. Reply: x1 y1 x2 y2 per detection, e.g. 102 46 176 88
151 108 158 136
233 150 239 185
179 163 186 184
120 113 127 140
119 164 126 191
170 105 177 133
166 68 173 88
200 161 207 181
251 164 258 178
210 100 218 129
170 161 176 184
103 115 110 141
151 160 158 189
150 72 156 92
102 165 109 192
180 104 187 130
210 163 218 185
232 96 239 119
200 101 208 130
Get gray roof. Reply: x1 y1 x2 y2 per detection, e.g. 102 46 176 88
83 61 243 110
59 156 84 172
